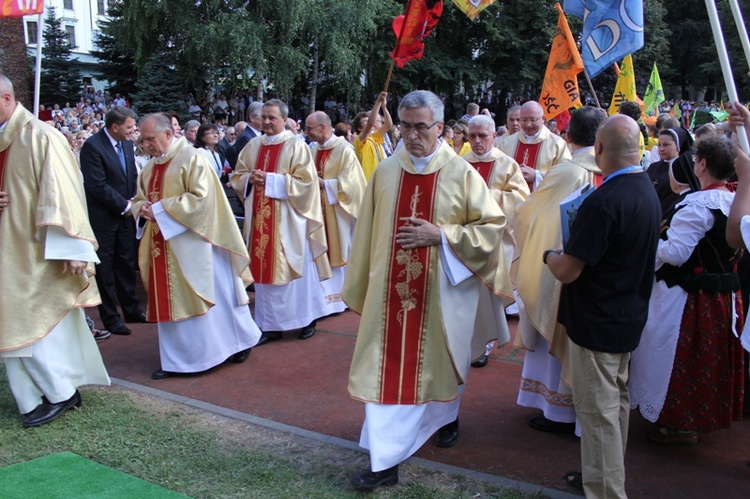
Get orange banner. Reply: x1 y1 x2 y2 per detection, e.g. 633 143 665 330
390 0 443 68
0 0 44 18
539 3 584 120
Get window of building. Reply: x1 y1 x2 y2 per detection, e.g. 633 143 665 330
97 0 107 16
65 26 77 48
63 0 73 9
26 21 38 45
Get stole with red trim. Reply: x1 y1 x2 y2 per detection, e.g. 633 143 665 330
471 161 494 186
250 142 285 284
513 142 542 191
381 169 441 404
315 148 335 258
0 149 8 191
145 161 174 322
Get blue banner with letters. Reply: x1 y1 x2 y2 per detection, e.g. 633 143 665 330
564 0 644 78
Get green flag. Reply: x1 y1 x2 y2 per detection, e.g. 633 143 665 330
643 63 664 118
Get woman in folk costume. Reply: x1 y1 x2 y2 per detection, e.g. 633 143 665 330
630 134 744 445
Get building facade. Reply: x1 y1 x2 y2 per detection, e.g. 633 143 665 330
24 0 110 91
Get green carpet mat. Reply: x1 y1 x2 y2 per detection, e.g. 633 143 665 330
0 451 188 498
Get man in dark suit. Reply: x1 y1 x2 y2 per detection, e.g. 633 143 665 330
80 106 145 335
226 101 263 169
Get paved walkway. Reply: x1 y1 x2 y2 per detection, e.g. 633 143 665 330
96 297 750 498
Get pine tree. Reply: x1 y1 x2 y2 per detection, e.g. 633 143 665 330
90 0 138 97
39 7 82 105
131 49 184 114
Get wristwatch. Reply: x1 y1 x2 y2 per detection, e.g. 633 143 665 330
543 249 557 265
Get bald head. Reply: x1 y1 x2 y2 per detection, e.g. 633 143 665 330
594 114 642 175
305 111 332 143
0 74 17 125
519 101 544 136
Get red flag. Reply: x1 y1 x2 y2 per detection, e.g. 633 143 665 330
0 0 44 18
554 109 571 133
390 0 443 68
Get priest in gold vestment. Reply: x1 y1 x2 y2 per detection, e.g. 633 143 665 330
0 75 109 427
133 114 261 380
232 100 333 345
512 107 606 433
464 115 530 353
344 91 512 490
497 101 570 192
305 111 366 312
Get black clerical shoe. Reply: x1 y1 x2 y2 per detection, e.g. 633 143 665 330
124 311 148 323
471 354 489 368
108 322 132 336
256 331 282 346
436 419 459 448
528 415 576 434
298 320 316 340
151 369 173 380
22 390 81 427
230 348 251 364
350 464 399 489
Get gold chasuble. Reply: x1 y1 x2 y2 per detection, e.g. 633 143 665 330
0 104 100 351
496 126 570 191
463 148 530 236
132 137 252 322
344 141 512 404
311 136 366 267
232 131 331 285
511 149 600 386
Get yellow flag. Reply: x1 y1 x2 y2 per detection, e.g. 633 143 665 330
539 4 584 120
608 54 638 116
452 0 497 20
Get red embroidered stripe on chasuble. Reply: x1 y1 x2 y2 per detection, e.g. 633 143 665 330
513 142 542 190
0 149 8 191
471 161 494 185
381 169 441 404
250 142 284 284
315 147 334 239
593 172 603 188
146 161 173 322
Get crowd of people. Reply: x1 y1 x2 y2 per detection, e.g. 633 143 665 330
3 69 750 498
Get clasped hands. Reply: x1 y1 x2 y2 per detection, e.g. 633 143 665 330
395 217 441 249
250 170 267 187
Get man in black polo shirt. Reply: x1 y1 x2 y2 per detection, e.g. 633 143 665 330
545 114 661 498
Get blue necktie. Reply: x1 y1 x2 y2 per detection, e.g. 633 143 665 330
115 142 126 174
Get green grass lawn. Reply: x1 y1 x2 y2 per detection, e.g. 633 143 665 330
0 364 542 498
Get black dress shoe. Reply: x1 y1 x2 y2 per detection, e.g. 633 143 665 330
528 415 576 434
350 464 399 489
230 348 251 364
23 390 81 427
437 419 459 448
256 331 282 346
151 369 173 380
471 354 489 368
298 320 316 340
124 311 147 323
108 322 132 335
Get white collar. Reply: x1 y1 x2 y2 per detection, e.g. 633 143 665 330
104 127 119 148
408 142 441 173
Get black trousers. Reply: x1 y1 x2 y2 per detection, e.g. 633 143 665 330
94 216 141 327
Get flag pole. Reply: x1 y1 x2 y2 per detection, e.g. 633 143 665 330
705 0 749 153
582 69 601 109
33 7 44 116
383 58 397 93
727 0 750 74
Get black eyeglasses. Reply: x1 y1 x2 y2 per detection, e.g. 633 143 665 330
399 121 440 134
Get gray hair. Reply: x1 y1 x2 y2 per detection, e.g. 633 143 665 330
184 119 200 131
398 90 444 123
469 115 496 132
0 74 15 98
140 113 173 133
105 105 137 128
264 99 288 119
247 101 263 120
507 105 521 117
